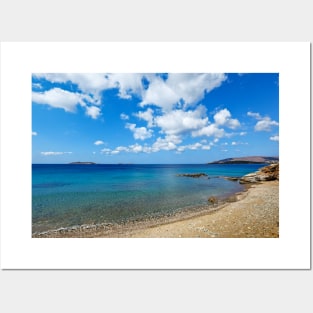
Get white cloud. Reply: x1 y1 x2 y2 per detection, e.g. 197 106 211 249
129 143 143 153
247 111 261 119
33 73 112 104
135 108 155 127
94 140 105 145
247 111 279 132
231 141 247 146
140 73 227 111
116 146 130 152
35 73 226 112
240 132 247 136
110 150 120 155
32 131 38 136
213 109 240 129
120 113 129 120
85 106 101 119
152 136 180 152
176 141 212 153
100 135 214 155
155 106 208 136
41 151 72 156
101 148 111 154
125 123 153 140
166 73 227 106
32 88 87 112
201 145 211 150
255 118 279 131
140 76 179 111
192 124 225 138
108 73 144 99
32 83 42 89
270 135 279 141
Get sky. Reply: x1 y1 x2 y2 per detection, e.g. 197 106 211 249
32 73 279 164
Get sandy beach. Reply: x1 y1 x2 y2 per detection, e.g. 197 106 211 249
34 180 279 238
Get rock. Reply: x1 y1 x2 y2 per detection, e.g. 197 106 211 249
177 173 208 178
208 196 218 206
239 163 279 184
224 176 240 181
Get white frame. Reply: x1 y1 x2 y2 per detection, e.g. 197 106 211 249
0 42 310 269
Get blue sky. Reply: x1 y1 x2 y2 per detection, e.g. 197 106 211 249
32 73 279 164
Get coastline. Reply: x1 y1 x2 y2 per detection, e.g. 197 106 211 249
33 180 279 238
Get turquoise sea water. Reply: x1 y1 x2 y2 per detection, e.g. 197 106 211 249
32 163 265 233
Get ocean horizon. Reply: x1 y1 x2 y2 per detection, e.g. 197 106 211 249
32 163 265 234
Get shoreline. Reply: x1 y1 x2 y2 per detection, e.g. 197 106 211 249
32 180 278 238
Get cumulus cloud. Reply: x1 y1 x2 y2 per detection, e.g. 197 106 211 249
85 106 101 119
100 136 215 156
135 108 155 127
166 73 227 106
152 136 179 152
255 118 279 131
213 109 240 129
155 106 208 136
140 73 226 111
192 124 225 138
32 88 86 112
33 73 112 104
125 123 153 140
108 73 144 99
270 135 279 141
120 113 129 120
35 73 226 112
94 140 105 145
129 143 144 153
33 74 228 129
41 151 72 156
140 76 179 111
32 131 38 136
32 83 42 89
33 87 102 119
247 111 279 132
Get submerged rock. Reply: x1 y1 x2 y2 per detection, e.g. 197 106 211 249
208 196 218 206
223 176 240 182
177 173 208 178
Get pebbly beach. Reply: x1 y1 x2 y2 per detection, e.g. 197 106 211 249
33 164 279 238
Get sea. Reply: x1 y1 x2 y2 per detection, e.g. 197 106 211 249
32 163 265 234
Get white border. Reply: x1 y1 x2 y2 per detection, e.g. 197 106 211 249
0 42 310 269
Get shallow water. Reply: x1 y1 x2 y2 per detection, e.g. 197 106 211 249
32 163 264 233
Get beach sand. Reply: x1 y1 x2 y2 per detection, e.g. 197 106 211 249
34 180 278 238
126 180 279 238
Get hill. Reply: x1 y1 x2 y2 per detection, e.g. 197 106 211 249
208 156 278 164
69 162 96 164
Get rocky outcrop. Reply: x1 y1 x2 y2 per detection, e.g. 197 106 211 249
239 163 279 184
177 173 208 178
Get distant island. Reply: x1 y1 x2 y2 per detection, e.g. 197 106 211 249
69 162 96 164
208 156 279 164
